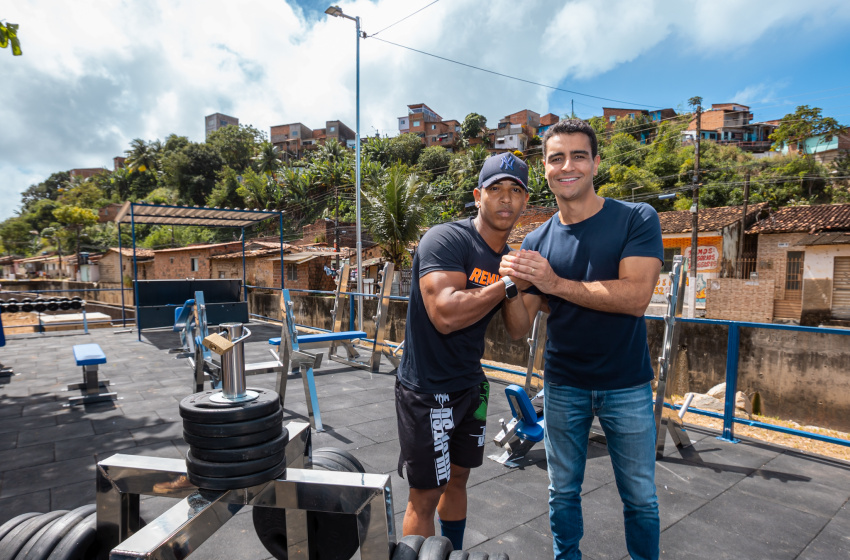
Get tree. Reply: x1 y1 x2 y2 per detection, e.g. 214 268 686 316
58 180 106 209
0 217 34 255
526 160 554 206
386 133 425 166
40 227 65 274
253 142 282 176
417 146 451 178
770 105 845 156
461 113 487 140
125 138 161 174
363 164 432 268
0 20 21 56
207 124 266 172
612 113 656 143
236 168 281 210
279 166 322 232
52 206 98 269
21 172 69 212
363 135 394 167
161 142 224 205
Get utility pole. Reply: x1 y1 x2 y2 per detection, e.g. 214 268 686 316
687 97 702 318
737 171 751 279
571 99 575 118
334 186 340 268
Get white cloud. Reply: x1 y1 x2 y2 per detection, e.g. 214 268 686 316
2 0 850 221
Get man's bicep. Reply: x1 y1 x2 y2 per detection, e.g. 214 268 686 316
619 256 662 293
420 270 468 321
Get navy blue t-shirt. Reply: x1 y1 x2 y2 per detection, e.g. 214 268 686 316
398 218 508 393
521 199 663 390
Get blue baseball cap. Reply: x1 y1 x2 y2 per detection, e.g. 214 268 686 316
477 152 529 191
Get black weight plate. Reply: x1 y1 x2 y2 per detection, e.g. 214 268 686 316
6 298 17 303
70 300 82 310
71 296 82 301
187 457 286 490
312 447 366 473
34 302 47 312
392 535 426 560
466 553 489 560
0 510 67 560
252 507 288 560
22 303 34 312
47 302 59 311
47 511 98 560
183 408 283 438
179 389 280 424
183 423 282 450
186 449 285 478
304 449 371 560
21 504 95 560
418 536 453 560
6 304 19 313
21 298 33 303
447 551 469 560
0 512 40 544
59 302 71 310
190 429 289 463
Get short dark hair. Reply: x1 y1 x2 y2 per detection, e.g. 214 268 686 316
542 119 598 159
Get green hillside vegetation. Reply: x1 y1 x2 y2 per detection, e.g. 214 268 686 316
1 106 847 265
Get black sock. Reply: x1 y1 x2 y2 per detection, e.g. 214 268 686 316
439 517 466 551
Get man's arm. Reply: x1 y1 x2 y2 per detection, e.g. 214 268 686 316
502 251 661 317
420 270 509 335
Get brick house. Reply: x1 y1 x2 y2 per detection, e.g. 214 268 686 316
397 103 461 148
602 107 678 143
536 113 560 137
270 120 355 158
779 132 850 164
685 103 776 153
747 203 850 324
0 255 15 279
656 203 768 308
98 248 154 283
493 109 541 153
268 251 342 292
152 241 246 280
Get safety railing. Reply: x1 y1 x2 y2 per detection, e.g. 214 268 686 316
645 315 850 448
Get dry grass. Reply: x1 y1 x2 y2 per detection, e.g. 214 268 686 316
481 359 850 464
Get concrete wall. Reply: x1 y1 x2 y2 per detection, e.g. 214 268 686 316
800 244 850 324
646 319 850 432
705 278 775 323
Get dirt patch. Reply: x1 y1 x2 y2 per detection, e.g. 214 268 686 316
1 312 39 334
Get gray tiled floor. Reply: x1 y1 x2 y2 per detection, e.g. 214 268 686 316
1 325 849 559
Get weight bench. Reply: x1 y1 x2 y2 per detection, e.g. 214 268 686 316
170 298 196 356
69 343 117 405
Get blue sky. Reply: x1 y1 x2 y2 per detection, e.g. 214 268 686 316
2 0 850 222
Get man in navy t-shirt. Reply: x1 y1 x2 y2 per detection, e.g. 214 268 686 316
396 152 530 550
500 119 663 560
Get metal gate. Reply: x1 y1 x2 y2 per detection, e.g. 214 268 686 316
832 257 850 319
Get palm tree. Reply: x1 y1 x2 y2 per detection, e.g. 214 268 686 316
125 139 159 174
279 166 322 232
253 142 283 176
363 164 432 268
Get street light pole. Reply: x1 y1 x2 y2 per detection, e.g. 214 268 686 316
325 5 364 331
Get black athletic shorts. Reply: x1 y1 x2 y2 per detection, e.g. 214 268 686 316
395 379 490 490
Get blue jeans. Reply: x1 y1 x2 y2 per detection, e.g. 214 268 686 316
544 381 659 560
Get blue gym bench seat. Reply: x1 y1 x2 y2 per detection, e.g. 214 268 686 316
504 384 545 443
69 343 117 405
268 330 368 347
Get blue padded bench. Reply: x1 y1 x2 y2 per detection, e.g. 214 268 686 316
504 384 545 443
69 343 116 405
268 331 367 347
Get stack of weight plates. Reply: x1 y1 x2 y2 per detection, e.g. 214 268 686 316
179 388 288 490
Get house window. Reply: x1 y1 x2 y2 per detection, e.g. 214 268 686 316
609 116 616 122
190 258 199 272
412 121 420 127
785 252 804 293
219 271 226 279
431 124 436 130
170 257 174 264
329 126 336 132
401 119 406 125
662 248 681 273
286 264 298 281
628 113 635 119
292 130 298 137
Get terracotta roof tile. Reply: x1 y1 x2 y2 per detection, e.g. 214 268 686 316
748 203 850 234
659 203 768 234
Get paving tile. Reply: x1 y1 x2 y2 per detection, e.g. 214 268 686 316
0 456 96 499
348 417 402 444
0 442 54 472
17 420 94 447
660 514 800 560
470 522 554 560
0 431 17 450
688 486 830 553
91 414 164 435
129 421 184 446
734 463 850 518
796 524 850 560
55 429 137 461
0 490 51 525
465 478 549 539
347 440 400 474
0 414 56 435
50 479 96 511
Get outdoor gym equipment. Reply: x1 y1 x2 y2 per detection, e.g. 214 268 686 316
68 343 117 405
0 296 90 333
0 307 11 377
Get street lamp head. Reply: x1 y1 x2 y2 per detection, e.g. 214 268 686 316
325 5 343 17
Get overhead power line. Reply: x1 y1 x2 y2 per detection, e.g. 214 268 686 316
370 0 440 37
368 36 662 109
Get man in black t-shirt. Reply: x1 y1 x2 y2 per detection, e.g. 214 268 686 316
396 152 530 549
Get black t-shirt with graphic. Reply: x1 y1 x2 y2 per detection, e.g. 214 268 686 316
398 218 508 394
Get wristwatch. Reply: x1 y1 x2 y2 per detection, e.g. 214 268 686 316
501 276 519 300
